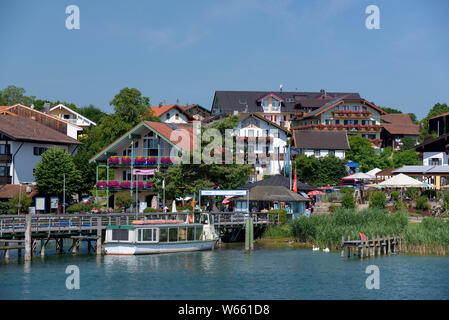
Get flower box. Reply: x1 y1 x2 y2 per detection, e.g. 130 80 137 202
96 181 107 188
133 181 145 188
147 157 157 165
120 181 131 188
108 181 119 188
145 182 154 188
108 157 119 164
160 157 172 164
121 156 131 164
134 157 146 165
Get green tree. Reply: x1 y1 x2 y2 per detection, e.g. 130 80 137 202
421 103 449 138
379 106 402 114
110 88 151 124
77 104 106 124
369 191 386 209
392 149 421 168
34 147 82 199
340 187 355 209
9 194 33 214
401 137 415 150
0 85 35 106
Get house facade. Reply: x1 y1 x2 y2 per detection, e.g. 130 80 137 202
89 121 194 210
291 97 386 147
211 90 363 130
0 114 81 186
380 114 419 150
49 104 97 127
292 130 349 159
231 113 290 180
181 104 211 121
148 104 194 124
415 133 449 166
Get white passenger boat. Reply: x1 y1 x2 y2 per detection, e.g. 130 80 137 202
104 212 219 255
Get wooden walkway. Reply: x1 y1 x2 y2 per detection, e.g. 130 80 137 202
340 234 401 259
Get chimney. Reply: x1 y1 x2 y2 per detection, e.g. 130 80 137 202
159 102 163 107
43 103 50 114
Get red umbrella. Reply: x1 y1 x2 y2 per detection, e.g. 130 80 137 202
307 190 324 196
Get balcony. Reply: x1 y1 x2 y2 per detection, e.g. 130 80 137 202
0 154 12 162
107 156 175 167
96 180 154 191
332 110 372 119
293 124 382 132
0 176 12 185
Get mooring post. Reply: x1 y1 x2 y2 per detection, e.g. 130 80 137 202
96 217 102 255
24 214 32 261
365 236 369 258
387 235 391 255
341 236 345 258
4 242 9 259
347 235 351 258
371 234 375 257
399 233 402 252
249 217 254 251
377 235 380 256
245 218 250 253
72 238 79 254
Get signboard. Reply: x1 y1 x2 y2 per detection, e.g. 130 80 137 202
35 197 46 212
200 189 248 197
28 207 36 215
50 197 59 209
133 169 158 175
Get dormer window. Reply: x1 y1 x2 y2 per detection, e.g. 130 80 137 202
262 98 269 108
166 113 170 120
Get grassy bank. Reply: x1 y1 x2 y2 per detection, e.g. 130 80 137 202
261 208 449 255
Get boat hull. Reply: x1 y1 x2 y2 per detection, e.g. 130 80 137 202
104 239 219 255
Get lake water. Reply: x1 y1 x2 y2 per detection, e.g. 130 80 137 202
1 243 449 300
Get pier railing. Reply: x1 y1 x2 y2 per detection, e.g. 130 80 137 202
0 212 278 236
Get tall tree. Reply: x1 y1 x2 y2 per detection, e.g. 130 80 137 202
34 147 82 199
110 88 151 124
77 104 106 124
0 85 35 106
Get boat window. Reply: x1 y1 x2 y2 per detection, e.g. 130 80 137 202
187 227 195 241
142 229 154 241
169 228 178 242
195 226 203 240
178 227 187 241
159 228 168 242
112 229 129 241
138 229 142 241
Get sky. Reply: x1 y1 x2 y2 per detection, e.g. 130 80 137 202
0 0 448 119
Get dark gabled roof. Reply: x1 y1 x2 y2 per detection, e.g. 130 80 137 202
0 114 82 145
292 130 350 150
380 114 420 136
238 174 316 191
414 133 449 152
212 91 361 114
234 185 309 202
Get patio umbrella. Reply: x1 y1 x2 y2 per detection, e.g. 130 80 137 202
222 196 233 204
343 172 375 180
172 200 177 212
307 190 323 196
379 173 427 188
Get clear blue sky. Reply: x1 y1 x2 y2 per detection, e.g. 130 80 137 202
1 0 448 119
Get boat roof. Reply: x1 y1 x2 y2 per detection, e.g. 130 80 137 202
107 223 203 229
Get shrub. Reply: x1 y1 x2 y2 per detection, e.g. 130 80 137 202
406 188 419 199
369 191 386 209
67 203 91 213
269 209 287 225
115 193 133 209
416 196 430 211
143 207 158 213
0 202 10 215
394 200 406 211
9 194 33 214
443 192 449 211
340 187 355 209
391 191 399 201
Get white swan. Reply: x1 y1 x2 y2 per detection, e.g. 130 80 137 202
312 246 320 251
322 248 330 253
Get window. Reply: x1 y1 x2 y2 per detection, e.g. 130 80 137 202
195 226 203 240
0 165 10 176
335 120 340 125
122 141 139 157
234 129 239 137
272 98 280 108
314 150 320 157
248 130 254 137
166 113 170 120
175 113 179 120
64 114 70 119
159 228 168 242
0 144 10 154
430 158 442 166
168 228 178 242
187 227 195 241
111 229 129 241
178 227 187 241
142 229 156 242
262 98 269 108
33 147 47 156
143 131 159 156
328 150 335 156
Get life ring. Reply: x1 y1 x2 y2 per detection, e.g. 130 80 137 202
187 214 194 223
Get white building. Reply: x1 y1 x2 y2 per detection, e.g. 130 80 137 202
147 104 194 124
50 104 97 128
232 113 290 180
0 114 81 186
291 130 350 159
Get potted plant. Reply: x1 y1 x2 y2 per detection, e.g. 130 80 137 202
121 156 131 164
108 181 119 188
133 181 145 188
145 182 154 188
147 157 157 165
134 156 146 165
96 181 107 188
120 181 131 188
108 156 119 164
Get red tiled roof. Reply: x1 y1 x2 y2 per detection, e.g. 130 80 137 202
430 112 449 120
144 121 196 151
0 184 37 200
147 104 193 120
381 114 419 135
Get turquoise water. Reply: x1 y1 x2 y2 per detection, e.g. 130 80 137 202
1 245 449 300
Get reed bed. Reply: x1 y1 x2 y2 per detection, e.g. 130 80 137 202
262 208 449 255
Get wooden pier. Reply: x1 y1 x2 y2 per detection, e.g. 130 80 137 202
340 234 401 259
0 212 278 260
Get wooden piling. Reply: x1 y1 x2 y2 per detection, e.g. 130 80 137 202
245 219 250 253
341 236 345 258
377 235 381 256
387 235 391 255
4 242 8 259
382 235 386 255
249 218 254 251
96 217 102 255
347 236 351 258
24 214 32 261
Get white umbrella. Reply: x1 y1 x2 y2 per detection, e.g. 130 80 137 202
379 173 427 188
151 196 158 209
366 168 382 177
172 200 177 212
343 172 375 180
